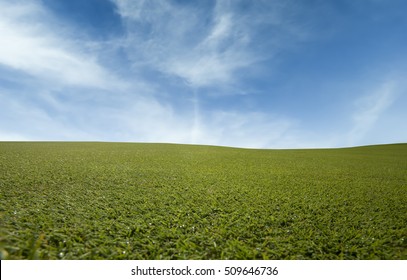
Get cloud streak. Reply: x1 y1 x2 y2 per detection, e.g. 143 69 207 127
111 0 300 89
0 0 125 90
347 79 404 146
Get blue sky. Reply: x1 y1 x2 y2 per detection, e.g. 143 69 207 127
1 0 406 148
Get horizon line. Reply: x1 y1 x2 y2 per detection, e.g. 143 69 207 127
1 140 406 151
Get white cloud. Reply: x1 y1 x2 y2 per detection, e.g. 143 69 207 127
204 14 233 47
110 0 314 91
347 80 400 146
111 0 262 88
108 101 298 148
0 0 125 90
0 90 93 141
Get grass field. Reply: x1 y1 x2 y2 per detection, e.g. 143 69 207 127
0 142 406 259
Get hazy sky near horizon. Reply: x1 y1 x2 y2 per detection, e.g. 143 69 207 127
1 0 406 148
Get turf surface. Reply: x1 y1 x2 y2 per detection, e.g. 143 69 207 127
0 142 406 259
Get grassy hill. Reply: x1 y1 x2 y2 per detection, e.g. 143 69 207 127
0 142 406 259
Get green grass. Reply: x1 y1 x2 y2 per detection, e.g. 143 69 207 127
0 142 406 259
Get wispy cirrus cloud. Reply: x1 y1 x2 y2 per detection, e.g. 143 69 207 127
0 0 125 90
111 0 305 89
346 79 405 146
0 0 133 141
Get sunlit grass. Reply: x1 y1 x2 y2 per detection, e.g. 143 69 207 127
0 142 406 259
